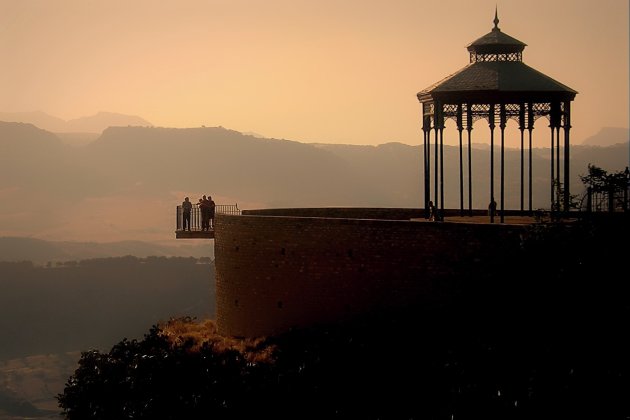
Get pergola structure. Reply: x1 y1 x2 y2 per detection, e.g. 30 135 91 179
417 11 577 223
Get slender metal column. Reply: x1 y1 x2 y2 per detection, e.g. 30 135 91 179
423 111 431 218
467 106 473 216
439 126 445 220
434 119 439 212
519 104 525 212
528 103 534 212
425 116 431 217
423 127 429 217
489 103 496 223
550 127 555 210
500 103 506 223
550 101 561 214
556 126 561 212
563 101 572 212
457 104 464 216
434 102 444 220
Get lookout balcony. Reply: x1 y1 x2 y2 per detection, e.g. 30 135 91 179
175 204 240 239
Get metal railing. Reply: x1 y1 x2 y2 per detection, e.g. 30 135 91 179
176 204 240 231
580 187 629 213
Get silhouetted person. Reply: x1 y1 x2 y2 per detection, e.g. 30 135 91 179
208 195 216 229
488 198 497 218
199 196 210 231
182 197 192 231
428 200 436 221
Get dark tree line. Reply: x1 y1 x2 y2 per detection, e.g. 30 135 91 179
0 256 215 360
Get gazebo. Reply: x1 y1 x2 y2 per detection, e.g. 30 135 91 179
417 10 577 223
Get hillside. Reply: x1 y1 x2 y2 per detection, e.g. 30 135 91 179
1 121 628 242
0 111 152 134
581 127 629 147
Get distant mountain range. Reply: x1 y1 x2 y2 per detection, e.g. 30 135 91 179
580 127 629 147
0 119 628 246
1 110 628 147
0 110 152 134
0 237 214 264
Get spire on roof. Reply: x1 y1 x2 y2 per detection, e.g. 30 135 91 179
493 6 500 31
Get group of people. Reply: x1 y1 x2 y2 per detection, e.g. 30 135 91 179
181 195 216 231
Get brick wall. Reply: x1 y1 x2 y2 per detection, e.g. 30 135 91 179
214 209 527 338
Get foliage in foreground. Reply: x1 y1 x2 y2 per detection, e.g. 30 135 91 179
58 313 629 419
58 219 630 419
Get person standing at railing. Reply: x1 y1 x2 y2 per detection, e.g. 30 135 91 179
197 197 204 230
199 195 210 231
488 198 497 218
182 197 193 231
208 195 216 229
428 200 436 221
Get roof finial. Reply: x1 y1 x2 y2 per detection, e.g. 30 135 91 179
493 5 500 31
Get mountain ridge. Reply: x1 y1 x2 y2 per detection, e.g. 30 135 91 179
2 109 628 147
0 236 214 265
580 126 629 147
1 121 628 243
0 110 152 134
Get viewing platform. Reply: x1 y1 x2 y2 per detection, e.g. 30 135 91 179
175 204 240 239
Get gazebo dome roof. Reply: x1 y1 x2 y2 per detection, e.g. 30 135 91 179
417 10 577 103
417 61 578 103
466 11 527 55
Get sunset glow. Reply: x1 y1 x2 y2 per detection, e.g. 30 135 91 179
2 0 628 145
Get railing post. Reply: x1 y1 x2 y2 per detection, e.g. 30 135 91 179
608 184 615 213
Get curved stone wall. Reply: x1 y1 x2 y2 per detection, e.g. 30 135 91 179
214 208 527 338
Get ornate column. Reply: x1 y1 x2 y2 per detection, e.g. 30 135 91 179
438 105 445 220
563 101 572 212
500 103 506 223
433 104 440 213
422 109 432 218
519 104 526 211
489 103 496 223
550 101 562 213
457 104 464 216
527 103 534 212
467 105 473 216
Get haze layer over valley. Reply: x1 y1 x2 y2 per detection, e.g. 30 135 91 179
1 117 628 244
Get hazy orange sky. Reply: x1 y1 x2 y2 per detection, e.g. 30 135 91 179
1 0 628 146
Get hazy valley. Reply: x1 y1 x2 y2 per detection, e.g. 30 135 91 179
0 256 215 418
0 116 628 245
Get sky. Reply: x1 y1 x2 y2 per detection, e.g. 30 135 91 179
1 0 628 146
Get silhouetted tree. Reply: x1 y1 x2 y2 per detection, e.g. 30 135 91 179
579 164 630 211
57 322 262 419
